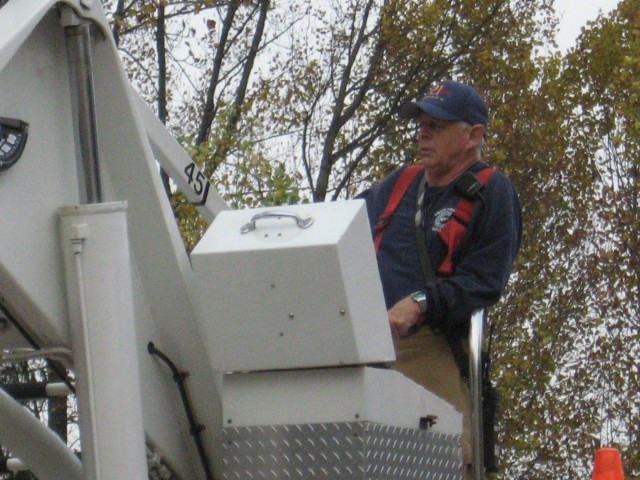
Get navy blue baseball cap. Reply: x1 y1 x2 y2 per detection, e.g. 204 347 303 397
398 80 488 128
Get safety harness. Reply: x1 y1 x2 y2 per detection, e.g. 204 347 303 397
373 164 423 253
374 164 496 275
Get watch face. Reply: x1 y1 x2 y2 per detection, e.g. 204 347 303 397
411 291 426 302
411 291 427 313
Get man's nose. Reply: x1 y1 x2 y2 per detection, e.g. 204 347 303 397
418 125 432 138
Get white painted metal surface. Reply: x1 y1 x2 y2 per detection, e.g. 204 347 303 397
469 309 485 480
219 367 464 480
0 2 467 479
0 4 83 348
0 2 219 478
191 201 395 372
130 89 228 223
59 203 147 480
0 386 83 480
222 367 462 436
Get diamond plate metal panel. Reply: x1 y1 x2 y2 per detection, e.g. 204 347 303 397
222 422 462 480
364 423 463 479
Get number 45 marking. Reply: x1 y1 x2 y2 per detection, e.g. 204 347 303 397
183 162 211 206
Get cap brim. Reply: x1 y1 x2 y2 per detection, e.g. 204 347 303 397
398 100 460 122
398 102 423 119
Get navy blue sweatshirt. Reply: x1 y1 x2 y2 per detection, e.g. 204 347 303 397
362 161 522 335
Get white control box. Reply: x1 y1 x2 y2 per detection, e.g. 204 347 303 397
191 200 395 372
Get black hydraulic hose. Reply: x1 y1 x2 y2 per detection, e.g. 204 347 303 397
0 301 75 393
0 381 50 400
147 342 214 480
0 301 39 349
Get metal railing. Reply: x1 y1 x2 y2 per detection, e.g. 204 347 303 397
469 309 485 480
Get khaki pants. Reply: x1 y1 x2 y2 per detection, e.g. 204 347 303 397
394 327 473 474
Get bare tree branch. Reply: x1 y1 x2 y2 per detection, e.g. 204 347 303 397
196 0 240 147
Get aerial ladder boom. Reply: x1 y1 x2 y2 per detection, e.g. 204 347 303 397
0 1 487 479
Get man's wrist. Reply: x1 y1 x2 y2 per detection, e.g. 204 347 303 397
410 290 428 314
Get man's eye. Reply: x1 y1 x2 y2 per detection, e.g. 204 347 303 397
420 122 445 131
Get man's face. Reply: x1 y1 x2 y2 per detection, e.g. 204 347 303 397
416 113 472 176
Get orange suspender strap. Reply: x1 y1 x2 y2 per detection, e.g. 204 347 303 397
437 167 496 275
373 164 423 253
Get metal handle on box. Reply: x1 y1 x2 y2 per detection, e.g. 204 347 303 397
240 211 314 234
469 308 485 480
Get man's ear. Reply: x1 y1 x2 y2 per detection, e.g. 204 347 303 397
467 124 485 148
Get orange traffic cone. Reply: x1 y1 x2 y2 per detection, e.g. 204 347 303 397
592 447 625 480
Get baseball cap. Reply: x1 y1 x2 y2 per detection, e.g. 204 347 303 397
398 80 488 128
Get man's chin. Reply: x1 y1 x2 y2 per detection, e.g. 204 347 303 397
418 156 436 167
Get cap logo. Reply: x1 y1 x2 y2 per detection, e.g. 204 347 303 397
427 84 450 101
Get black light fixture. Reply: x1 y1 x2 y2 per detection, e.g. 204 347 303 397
0 117 29 172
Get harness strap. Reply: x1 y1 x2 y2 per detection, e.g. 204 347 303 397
374 164 423 253
437 168 496 275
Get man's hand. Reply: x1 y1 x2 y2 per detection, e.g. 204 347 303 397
388 296 423 339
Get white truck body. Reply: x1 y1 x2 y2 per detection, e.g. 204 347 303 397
0 1 468 479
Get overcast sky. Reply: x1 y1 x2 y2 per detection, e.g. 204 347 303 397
554 0 621 51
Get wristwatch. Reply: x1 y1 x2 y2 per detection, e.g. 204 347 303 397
410 290 428 314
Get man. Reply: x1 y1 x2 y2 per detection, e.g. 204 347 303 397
362 80 522 476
